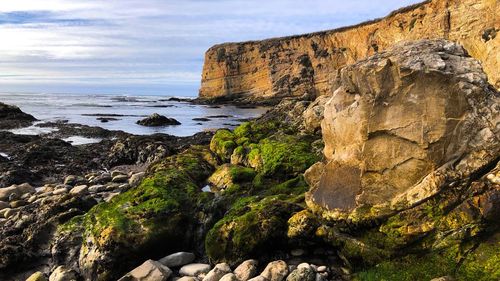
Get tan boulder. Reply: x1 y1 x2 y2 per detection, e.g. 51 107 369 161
307 39 499 222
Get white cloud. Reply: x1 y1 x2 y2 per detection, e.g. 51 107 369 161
0 0 423 95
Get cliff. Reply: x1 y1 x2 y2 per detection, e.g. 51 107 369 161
199 0 499 103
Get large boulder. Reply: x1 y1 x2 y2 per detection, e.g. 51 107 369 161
136 113 180 127
0 102 36 129
307 39 499 222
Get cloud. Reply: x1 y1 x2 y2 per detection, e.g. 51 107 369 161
0 0 423 96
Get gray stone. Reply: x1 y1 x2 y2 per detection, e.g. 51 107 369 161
179 264 211 277
316 266 327 273
260 260 288 281
49 265 78 281
63 175 77 186
234 259 258 281
159 252 195 268
52 188 68 195
10 200 27 208
176 277 198 281
111 170 126 178
3 208 19 219
0 183 35 201
129 172 146 186
70 185 88 195
88 184 105 193
112 174 129 183
118 259 172 281
247 277 267 281
202 263 231 281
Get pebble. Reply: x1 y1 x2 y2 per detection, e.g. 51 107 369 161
118 259 172 281
202 263 231 281
179 263 211 277
159 252 196 268
316 266 327 273
176 277 198 281
70 185 88 195
234 259 258 281
52 188 68 195
28 195 38 203
64 175 77 185
129 172 146 186
88 185 106 193
111 170 126 178
112 174 129 183
260 260 289 281
25 271 47 281
297 263 311 270
3 208 19 219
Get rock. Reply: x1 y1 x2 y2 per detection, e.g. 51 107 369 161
202 263 231 281
88 184 105 193
198 0 498 104
0 102 37 129
296 263 310 270
112 174 129 183
307 39 500 222
48 265 78 281
316 266 327 273
303 95 329 133
179 264 212 277
159 252 195 268
89 173 112 185
314 273 326 281
26 271 47 281
129 172 146 186
0 201 9 210
260 261 288 281
247 276 267 281
137 113 181 127
69 185 88 195
118 259 172 281
52 188 68 195
286 267 315 281
3 208 19 219
111 170 126 178
234 259 258 281
10 200 27 208
63 176 77 186
0 183 35 201
219 273 238 281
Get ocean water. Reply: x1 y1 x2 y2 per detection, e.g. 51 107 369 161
0 93 269 138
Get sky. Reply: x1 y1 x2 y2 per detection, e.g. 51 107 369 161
0 0 422 97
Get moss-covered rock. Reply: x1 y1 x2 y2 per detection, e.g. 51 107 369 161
63 146 217 281
205 195 303 265
210 129 237 162
208 164 256 191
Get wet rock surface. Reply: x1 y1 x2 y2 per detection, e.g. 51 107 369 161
137 113 181 126
0 102 37 130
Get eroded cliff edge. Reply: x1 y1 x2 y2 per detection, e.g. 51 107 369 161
199 0 499 104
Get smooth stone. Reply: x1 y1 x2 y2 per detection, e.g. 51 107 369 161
118 259 172 281
219 273 238 281
179 264 211 277
88 185 105 193
260 260 288 281
111 170 126 178
26 271 47 281
49 265 78 281
159 252 195 268
316 266 327 273
70 185 88 195
52 188 68 195
104 192 120 202
129 172 146 186
4 208 19 219
234 259 258 281
202 263 231 281
112 174 129 183
0 201 9 210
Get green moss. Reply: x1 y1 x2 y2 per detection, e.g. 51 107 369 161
205 195 303 264
210 129 236 162
265 175 309 196
457 235 500 280
229 166 256 182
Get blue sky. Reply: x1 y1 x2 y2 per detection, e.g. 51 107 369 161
0 0 421 97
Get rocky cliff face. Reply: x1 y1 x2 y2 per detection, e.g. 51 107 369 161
199 0 499 104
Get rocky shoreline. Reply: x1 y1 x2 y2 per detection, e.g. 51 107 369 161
0 17 499 281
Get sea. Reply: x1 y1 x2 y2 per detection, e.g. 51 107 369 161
0 92 268 142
